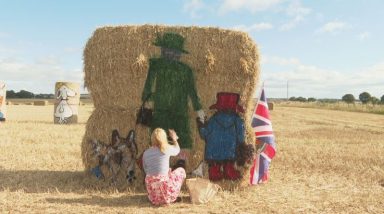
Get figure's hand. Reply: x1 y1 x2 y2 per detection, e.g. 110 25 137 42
196 117 205 129
168 129 179 142
197 109 205 123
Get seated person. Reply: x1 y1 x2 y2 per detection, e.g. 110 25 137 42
143 128 186 205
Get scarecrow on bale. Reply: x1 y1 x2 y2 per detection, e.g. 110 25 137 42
198 92 246 181
142 32 205 167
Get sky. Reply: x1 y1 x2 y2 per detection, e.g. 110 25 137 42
0 0 383 99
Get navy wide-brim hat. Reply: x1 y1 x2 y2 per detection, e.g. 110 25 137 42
153 32 189 54
209 92 244 113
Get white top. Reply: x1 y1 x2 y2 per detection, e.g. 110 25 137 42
143 144 180 176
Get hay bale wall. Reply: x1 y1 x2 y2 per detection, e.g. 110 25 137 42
54 82 80 124
0 82 6 121
82 25 260 189
34 100 48 106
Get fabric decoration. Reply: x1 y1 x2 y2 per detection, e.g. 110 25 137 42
249 86 276 185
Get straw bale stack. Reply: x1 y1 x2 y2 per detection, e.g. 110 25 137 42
82 25 260 189
34 100 48 106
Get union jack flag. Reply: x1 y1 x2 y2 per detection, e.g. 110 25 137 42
250 86 276 185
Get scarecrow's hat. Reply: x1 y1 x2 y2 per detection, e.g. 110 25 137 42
153 32 189 54
209 92 244 113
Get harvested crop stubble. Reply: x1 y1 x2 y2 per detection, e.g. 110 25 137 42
82 25 260 189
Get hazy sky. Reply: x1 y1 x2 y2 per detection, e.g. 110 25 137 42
0 0 383 98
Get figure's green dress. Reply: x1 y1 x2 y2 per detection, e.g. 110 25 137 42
142 57 202 149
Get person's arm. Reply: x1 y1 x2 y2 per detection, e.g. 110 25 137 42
167 129 180 156
187 67 202 111
142 152 148 174
199 116 214 140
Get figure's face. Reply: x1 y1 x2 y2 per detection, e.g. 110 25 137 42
161 47 181 61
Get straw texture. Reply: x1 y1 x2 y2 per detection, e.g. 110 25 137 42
82 25 260 189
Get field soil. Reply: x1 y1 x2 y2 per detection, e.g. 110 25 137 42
0 105 383 213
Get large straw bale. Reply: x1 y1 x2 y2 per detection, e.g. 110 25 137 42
33 100 48 106
82 25 260 190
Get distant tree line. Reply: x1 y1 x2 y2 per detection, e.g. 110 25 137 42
6 90 54 99
342 92 384 105
289 97 317 102
288 92 384 105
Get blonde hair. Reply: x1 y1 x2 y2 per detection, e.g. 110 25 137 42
151 128 169 153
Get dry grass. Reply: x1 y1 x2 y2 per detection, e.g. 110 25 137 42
279 101 384 115
0 105 383 213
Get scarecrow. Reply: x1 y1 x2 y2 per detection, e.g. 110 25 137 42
198 92 245 181
0 83 5 121
142 32 205 164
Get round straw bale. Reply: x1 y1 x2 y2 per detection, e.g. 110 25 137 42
33 100 48 106
268 102 274 110
54 82 80 124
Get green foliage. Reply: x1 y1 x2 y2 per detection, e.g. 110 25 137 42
7 90 34 98
6 90 53 99
381 95 384 104
370 96 380 105
359 92 371 104
296 97 307 102
342 94 355 104
289 97 312 102
6 90 17 98
318 99 338 104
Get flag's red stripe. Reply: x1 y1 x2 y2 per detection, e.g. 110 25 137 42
263 144 276 159
255 103 270 120
256 131 273 136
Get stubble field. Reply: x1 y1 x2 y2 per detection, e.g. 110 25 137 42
0 104 383 213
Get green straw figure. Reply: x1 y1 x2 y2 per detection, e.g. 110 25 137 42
142 32 205 163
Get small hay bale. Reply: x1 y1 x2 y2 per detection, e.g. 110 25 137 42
33 100 48 106
54 82 80 124
0 82 6 121
268 102 274 110
82 25 260 190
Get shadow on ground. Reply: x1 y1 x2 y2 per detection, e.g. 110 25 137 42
0 170 145 194
45 194 152 208
45 194 191 208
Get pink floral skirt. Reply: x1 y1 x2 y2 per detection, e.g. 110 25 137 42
145 168 186 206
